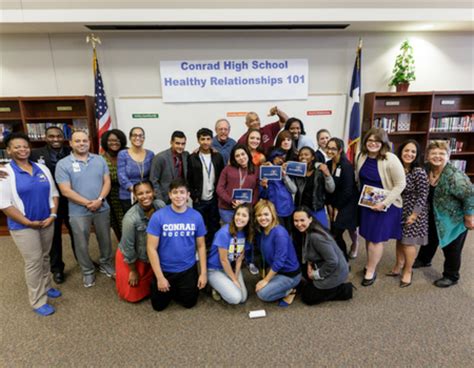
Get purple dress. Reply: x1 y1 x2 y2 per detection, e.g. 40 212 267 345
359 158 402 243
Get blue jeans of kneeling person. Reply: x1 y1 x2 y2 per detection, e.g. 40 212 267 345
208 269 247 305
256 273 301 302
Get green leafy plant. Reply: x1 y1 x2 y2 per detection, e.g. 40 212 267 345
389 40 416 87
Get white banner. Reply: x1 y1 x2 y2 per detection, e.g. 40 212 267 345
160 58 308 103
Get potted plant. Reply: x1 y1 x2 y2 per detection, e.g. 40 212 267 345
389 40 415 92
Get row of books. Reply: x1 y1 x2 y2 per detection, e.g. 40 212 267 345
26 119 89 141
429 115 473 132
450 160 467 173
374 114 411 133
435 137 465 153
0 149 10 163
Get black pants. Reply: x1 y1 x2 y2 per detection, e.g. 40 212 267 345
416 227 467 282
301 282 353 305
150 264 199 311
50 198 75 273
193 198 220 250
120 199 133 215
331 226 349 261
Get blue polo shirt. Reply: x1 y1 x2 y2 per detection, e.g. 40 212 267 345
55 153 110 216
8 161 51 231
147 205 206 273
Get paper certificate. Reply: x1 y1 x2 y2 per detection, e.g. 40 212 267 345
232 189 253 203
358 185 389 211
260 165 282 180
286 161 307 177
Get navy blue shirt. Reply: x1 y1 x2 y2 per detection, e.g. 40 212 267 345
8 161 51 230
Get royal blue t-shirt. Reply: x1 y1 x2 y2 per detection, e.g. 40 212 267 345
147 205 206 273
8 161 51 231
260 225 300 274
207 224 249 270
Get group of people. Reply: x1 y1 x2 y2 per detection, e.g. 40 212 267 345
0 106 473 316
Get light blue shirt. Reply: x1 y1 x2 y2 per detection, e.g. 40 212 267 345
55 153 110 216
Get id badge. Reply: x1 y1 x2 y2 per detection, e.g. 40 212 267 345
335 167 341 177
72 162 81 173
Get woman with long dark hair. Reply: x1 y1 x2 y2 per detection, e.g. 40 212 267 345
387 140 429 287
325 138 358 261
293 206 353 305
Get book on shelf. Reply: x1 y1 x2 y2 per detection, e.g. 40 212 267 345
374 117 396 133
429 138 464 153
0 123 14 142
397 114 411 131
450 160 467 173
429 115 474 132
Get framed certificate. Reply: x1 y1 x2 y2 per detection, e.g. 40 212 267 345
259 165 282 180
232 189 253 203
358 185 389 211
286 161 307 177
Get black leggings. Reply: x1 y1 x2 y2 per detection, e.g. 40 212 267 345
301 282 353 305
150 264 199 311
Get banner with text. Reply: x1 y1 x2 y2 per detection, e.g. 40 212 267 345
160 59 308 103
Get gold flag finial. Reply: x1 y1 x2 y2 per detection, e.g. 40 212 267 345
86 34 102 50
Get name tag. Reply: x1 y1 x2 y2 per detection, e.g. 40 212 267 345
72 162 81 172
335 167 341 177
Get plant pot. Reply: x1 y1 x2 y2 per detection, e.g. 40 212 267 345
396 83 410 92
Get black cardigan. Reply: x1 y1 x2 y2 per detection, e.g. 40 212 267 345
187 151 225 202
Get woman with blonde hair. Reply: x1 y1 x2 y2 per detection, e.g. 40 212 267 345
413 140 473 288
355 127 406 286
254 200 301 306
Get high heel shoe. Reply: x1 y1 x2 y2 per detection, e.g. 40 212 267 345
400 272 413 288
361 272 377 287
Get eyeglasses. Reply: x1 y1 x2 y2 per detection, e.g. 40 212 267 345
367 139 382 144
131 134 145 139
326 147 338 152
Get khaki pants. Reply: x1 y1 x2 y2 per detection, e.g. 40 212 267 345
10 226 54 309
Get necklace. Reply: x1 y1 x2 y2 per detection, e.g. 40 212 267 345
429 171 441 186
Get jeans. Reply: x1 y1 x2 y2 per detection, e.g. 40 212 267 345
194 198 220 249
219 209 234 224
69 209 113 276
208 269 247 305
256 273 301 302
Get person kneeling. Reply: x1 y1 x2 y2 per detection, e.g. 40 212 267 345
254 200 301 307
116 181 165 302
207 204 253 304
293 206 353 305
146 179 207 311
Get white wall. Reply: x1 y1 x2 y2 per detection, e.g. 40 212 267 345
1 31 473 145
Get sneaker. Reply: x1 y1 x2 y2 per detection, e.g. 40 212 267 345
211 288 222 301
248 263 259 276
47 288 62 299
34 303 55 316
83 274 96 288
99 264 116 278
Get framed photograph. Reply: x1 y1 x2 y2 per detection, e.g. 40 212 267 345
358 185 389 211
285 161 307 177
259 165 282 180
232 188 253 203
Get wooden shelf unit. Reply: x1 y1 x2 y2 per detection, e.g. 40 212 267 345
0 96 98 235
363 91 474 183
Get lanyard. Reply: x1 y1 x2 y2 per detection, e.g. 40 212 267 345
238 168 247 188
135 160 145 180
199 153 213 180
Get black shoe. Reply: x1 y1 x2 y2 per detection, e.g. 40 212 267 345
361 273 377 287
413 260 431 269
53 272 65 284
434 277 458 288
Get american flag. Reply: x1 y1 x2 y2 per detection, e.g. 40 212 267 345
93 49 111 151
345 40 362 163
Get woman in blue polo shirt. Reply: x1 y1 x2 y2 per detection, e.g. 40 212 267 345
207 204 253 304
254 199 301 307
0 133 60 316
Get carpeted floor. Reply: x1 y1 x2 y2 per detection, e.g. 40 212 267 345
1 232 473 367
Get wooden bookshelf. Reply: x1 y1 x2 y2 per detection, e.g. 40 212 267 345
363 91 474 183
0 96 98 235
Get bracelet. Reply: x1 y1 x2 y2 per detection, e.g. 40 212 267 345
49 213 58 218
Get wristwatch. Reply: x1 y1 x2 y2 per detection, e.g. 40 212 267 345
98 197 105 202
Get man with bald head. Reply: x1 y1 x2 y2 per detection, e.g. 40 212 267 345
211 118 236 164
